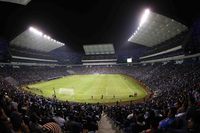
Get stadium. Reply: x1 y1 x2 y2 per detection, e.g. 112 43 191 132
0 0 200 133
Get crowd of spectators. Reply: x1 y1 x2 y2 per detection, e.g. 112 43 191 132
0 65 70 84
72 62 200 132
0 61 200 133
0 65 102 133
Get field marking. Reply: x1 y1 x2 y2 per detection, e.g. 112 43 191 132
26 74 147 103
121 76 134 94
58 88 74 95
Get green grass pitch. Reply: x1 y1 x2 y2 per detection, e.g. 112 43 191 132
25 74 148 103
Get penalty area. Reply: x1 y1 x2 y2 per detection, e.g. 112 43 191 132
58 88 74 95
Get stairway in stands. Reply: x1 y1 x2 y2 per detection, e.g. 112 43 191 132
97 112 118 133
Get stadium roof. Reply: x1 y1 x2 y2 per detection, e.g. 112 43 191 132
0 0 31 5
10 27 65 52
83 44 115 55
128 10 188 47
0 0 199 52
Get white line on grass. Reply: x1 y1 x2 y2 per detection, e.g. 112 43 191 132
121 76 134 94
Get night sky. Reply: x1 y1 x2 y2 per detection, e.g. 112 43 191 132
0 0 199 51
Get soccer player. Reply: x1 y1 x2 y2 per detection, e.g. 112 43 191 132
53 88 56 99
101 95 103 99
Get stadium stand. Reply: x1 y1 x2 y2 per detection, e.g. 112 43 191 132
0 1 200 133
0 60 200 132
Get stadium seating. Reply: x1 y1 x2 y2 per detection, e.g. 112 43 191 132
1 1 200 133
0 60 200 132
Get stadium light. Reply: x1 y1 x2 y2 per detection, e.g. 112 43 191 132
29 26 65 46
46 36 51 40
139 8 150 27
43 35 47 38
128 8 150 41
29 27 43 36
43 35 51 40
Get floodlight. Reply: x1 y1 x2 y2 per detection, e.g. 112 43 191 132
139 9 150 27
43 35 48 38
128 9 188 46
46 36 51 40
11 26 66 52
43 35 51 40
29 27 43 36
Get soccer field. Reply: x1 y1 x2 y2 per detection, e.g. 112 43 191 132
25 74 148 103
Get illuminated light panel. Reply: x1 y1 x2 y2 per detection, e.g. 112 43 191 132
0 0 31 5
127 58 132 63
83 44 115 55
128 9 188 47
29 26 65 46
139 9 150 27
10 26 66 52
29 27 43 36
